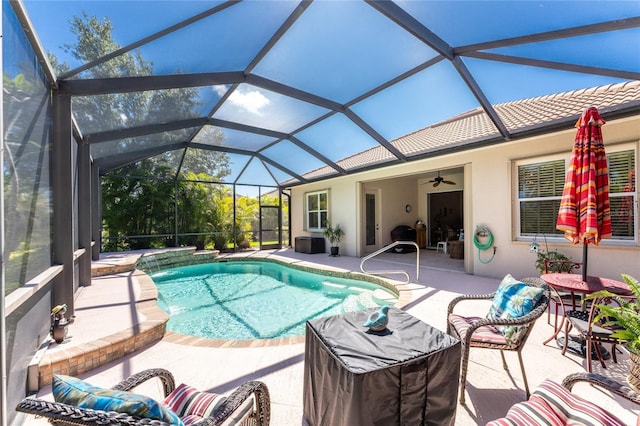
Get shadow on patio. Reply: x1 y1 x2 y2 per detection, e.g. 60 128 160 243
21 248 638 425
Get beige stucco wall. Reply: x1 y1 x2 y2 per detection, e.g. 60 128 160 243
290 115 640 281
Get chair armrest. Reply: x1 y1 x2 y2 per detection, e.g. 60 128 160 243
447 292 496 316
205 381 270 426
112 368 176 397
461 294 549 339
16 398 173 426
562 372 640 405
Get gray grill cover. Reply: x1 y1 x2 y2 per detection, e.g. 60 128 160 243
303 307 460 426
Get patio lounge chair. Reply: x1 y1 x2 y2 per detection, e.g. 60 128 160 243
16 368 270 426
486 372 640 425
447 275 549 404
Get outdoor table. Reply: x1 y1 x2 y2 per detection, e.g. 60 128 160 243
540 273 631 347
303 307 460 426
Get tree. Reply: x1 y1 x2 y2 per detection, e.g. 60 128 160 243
180 145 231 182
234 195 259 249
49 13 233 250
177 172 229 250
3 71 53 293
101 161 176 250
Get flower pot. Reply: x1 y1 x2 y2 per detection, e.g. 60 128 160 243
330 246 340 257
50 318 68 344
628 351 640 393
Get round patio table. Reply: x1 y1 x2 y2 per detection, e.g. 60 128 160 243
542 273 630 295
541 273 631 346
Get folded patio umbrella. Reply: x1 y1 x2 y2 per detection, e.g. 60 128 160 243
556 107 612 282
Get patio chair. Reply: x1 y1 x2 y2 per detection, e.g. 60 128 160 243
487 372 639 425
16 368 270 426
562 295 625 372
447 275 549 404
543 259 583 328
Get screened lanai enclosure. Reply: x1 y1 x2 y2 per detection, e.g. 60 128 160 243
2 0 640 424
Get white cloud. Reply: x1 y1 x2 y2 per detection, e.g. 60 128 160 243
227 88 270 115
213 85 228 97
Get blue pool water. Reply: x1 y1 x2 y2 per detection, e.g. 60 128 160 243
150 261 397 340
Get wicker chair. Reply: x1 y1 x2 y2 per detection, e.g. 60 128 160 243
487 372 640 425
562 371 640 403
543 259 583 328
447 277 549 405
16 368 270 426
562 295 625 372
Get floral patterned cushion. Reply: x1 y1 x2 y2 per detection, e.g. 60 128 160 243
487 274 544 344
52 374 183 425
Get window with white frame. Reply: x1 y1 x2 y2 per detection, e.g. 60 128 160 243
516 147 636 242
306 190 328 232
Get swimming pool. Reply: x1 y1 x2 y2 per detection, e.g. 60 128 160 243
150 260 398 341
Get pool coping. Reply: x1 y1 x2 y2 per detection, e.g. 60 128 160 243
34 269 168 389
32 249 413 389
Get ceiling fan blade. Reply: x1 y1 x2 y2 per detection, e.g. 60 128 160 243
433 181 440 187
443 180 456 185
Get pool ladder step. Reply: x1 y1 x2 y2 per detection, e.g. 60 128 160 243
360 241 420 284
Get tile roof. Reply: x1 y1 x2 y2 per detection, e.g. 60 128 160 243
292 80 640 185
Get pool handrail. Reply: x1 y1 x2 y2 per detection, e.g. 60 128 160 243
360 241 420 283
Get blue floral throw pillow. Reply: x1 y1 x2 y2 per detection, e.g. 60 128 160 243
487 274 544 344
52 374 183 425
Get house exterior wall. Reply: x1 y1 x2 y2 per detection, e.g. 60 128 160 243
290 115 640 281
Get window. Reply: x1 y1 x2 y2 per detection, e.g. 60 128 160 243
516 147 636 242
306 190 328 232
609 150 636 239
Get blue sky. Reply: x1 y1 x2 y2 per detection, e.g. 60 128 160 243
20 0 640 185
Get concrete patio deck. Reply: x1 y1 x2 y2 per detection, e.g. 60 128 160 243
20 248 638 425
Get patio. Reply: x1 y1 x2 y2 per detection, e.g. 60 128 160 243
21 248 638 425
4 2 640 424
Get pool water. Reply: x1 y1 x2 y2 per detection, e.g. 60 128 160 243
150 261 397 340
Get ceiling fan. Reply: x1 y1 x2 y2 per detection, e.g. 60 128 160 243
429 171 456 187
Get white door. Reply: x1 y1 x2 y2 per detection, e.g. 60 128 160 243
364 190 381 253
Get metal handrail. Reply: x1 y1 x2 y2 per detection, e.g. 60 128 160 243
360 241 420 284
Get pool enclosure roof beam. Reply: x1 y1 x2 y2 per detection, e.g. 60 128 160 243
242 1 312 74
462 51 640 81
189 143 309 184
85 118 208 144
24 0 639 189
455 17 640 53
95 142 188 172
59 1 242 79
367 0 509 139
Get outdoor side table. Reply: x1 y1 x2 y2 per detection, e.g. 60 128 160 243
303 307 461 426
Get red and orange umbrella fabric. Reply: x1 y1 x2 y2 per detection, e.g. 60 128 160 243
556 107 612 281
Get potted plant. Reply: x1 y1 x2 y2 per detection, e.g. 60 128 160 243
323 221 344 257
586 274 640 390
535 249 572 274
530 234 574 274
